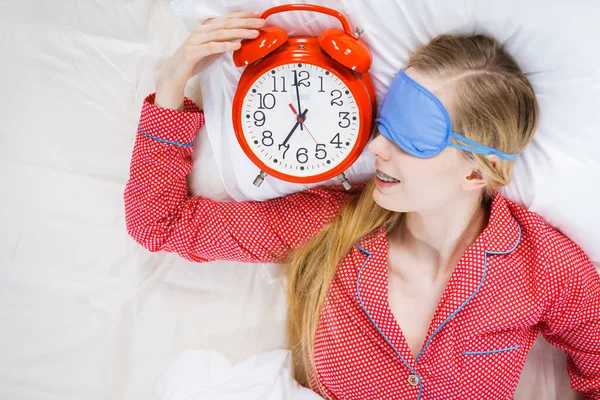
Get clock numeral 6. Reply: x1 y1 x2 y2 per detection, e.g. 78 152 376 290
315 144 327 160
296 147 308 164
254 111 266 127
295 144 328 164
338 112 351 128
262 130 274 147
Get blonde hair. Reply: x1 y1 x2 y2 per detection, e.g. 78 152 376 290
280 33 540 393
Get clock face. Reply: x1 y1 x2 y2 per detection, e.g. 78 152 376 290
240 63 360 178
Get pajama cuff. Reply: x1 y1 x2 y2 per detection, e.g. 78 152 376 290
137 92 205 147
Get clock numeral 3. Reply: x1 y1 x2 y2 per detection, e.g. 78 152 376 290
338 112 350 128
330 90 343 106
262 130 274 147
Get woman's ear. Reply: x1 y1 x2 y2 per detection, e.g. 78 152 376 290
487 155 499 170
461 168 486 192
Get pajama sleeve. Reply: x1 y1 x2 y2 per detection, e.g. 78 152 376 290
539 232 600 399
124 93 365 264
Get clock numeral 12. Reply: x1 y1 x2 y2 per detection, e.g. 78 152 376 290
292 70 310 87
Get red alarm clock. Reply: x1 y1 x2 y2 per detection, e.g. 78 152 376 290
232 3 376 190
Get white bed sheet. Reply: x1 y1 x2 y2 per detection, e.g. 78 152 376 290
0 1 590 399
0 1 289 399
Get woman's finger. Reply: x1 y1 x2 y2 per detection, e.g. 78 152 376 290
197 17 265 33
190 28 259 45
184 41 241 63
203 10 262 25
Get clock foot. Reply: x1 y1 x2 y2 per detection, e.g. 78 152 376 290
336 173 352 190
253 170 268 187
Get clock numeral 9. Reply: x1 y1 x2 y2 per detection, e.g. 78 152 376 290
330 90 343 106
258 93 276 110
262 130 274 147
254 111 266 127
338 112 351 128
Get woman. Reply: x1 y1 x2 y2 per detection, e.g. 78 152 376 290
124 11 600 400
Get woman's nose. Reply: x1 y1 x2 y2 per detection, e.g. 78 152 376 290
367 132 391 160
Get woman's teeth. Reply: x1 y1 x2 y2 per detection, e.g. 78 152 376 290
376 170 400 183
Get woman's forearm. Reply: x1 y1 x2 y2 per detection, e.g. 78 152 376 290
154 83 185 111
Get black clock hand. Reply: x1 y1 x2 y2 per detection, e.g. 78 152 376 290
280 121 300 149
280 108 309 148
294 70 303 130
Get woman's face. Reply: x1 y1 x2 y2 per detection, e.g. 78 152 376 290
367 67 483 213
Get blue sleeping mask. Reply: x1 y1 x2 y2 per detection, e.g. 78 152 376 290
374 69 519 161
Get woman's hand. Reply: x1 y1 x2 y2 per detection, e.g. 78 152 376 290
155 10 266 110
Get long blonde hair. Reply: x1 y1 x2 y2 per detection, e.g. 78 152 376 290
280 33 540 393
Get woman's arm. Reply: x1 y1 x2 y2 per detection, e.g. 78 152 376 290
538 232 600 399
124 95 364 263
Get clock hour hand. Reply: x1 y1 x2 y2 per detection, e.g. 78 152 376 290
288 103 308 124
280 108 309 148
294 70 303 130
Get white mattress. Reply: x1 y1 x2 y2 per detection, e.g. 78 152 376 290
0 1 591 399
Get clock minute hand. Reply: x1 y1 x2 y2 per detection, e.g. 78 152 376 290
294 70 303 131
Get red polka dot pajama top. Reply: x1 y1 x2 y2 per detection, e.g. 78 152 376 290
124 94 600 399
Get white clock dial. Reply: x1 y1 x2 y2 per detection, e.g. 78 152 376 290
241 63 360 178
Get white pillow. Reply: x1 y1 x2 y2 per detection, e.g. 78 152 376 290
170 0 600 268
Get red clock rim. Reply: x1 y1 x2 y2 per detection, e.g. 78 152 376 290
232 37 374 184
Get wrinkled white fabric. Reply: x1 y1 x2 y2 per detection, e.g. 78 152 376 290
0 0 597 399
153 350 321 400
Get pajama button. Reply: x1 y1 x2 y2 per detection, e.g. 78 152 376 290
408 374 419 386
